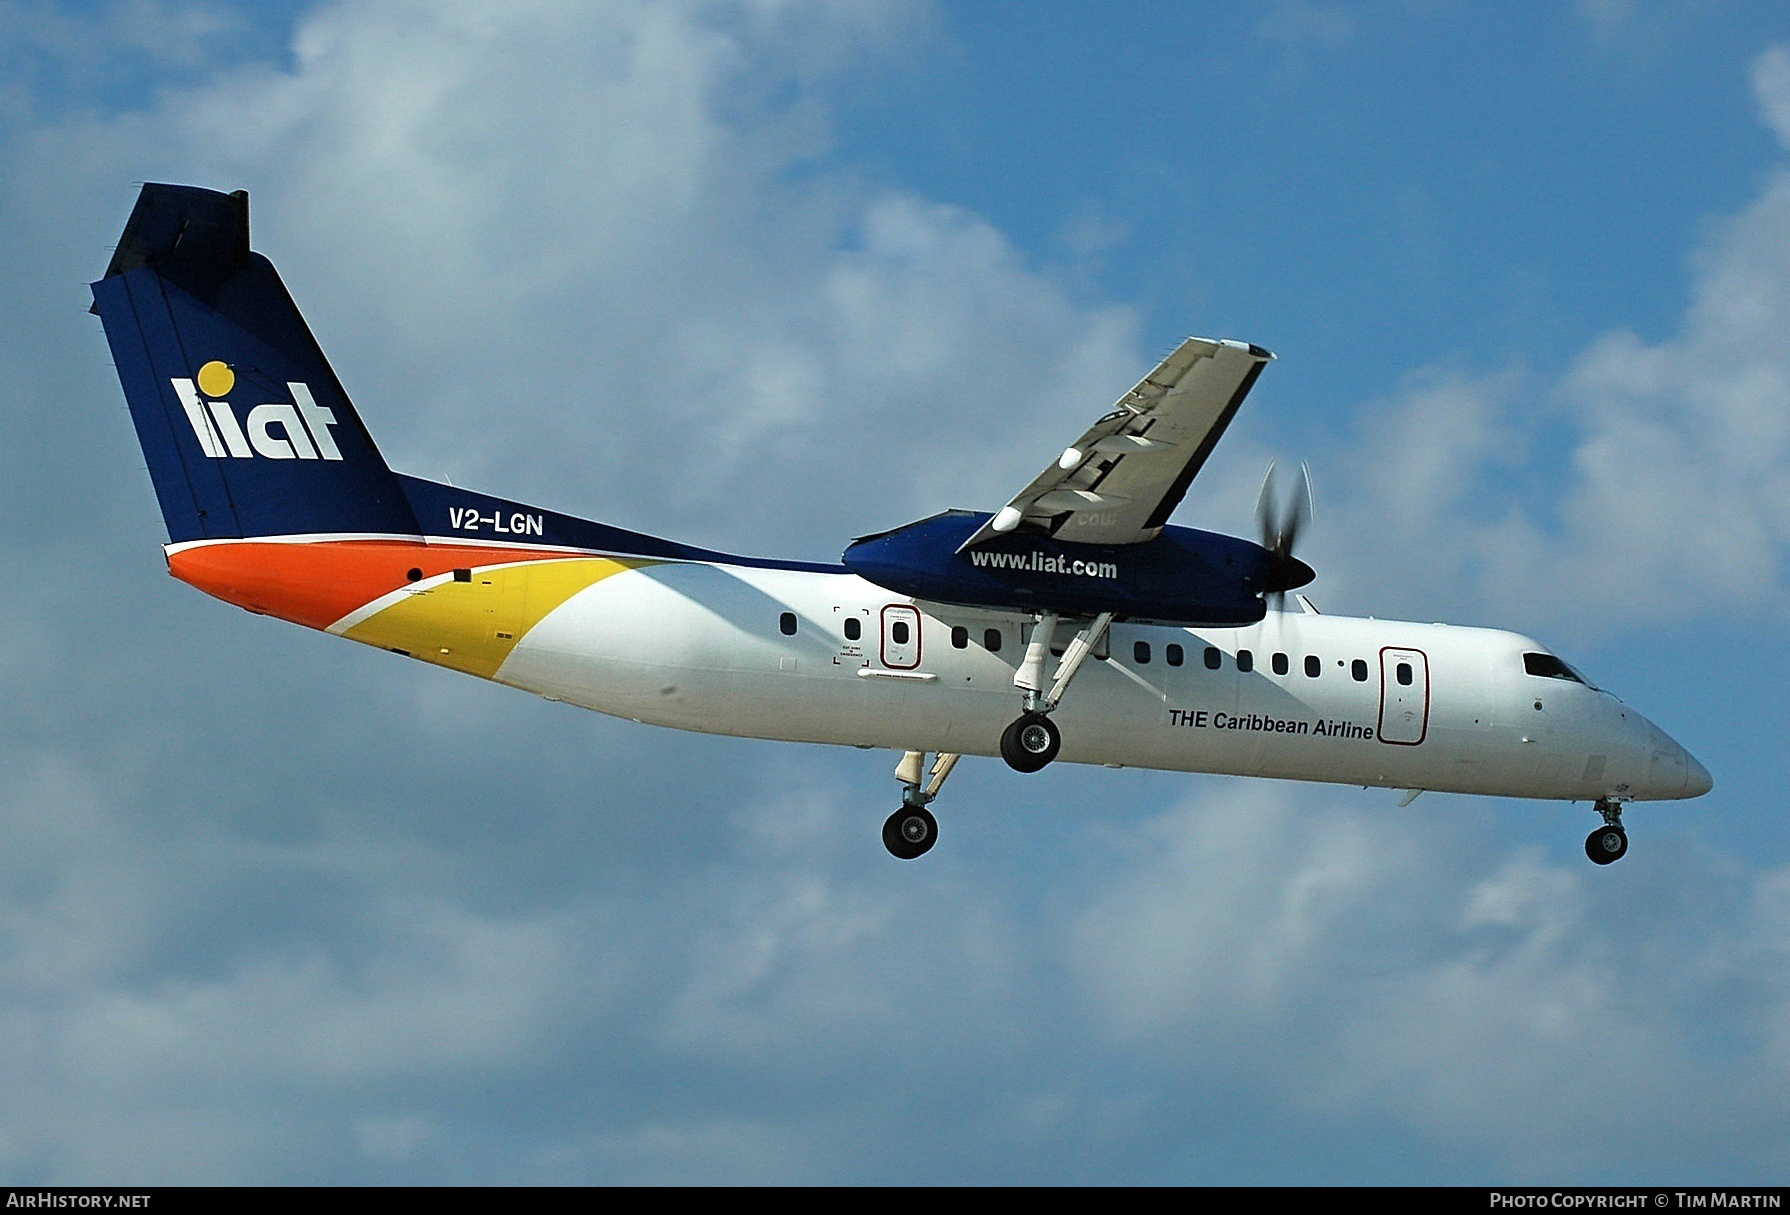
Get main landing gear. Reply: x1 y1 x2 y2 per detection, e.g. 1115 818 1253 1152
1000 611 1112 775
1585 797 1629 865
884 749 959 860
883 611 1111 858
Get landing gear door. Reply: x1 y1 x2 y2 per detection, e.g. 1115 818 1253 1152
881 604 922 670
1378 647 1429 745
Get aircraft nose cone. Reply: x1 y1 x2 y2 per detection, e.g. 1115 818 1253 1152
1626 711 1711 801
1684 751 1713 798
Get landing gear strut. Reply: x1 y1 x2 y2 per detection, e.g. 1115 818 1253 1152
1001 611 1112 774
1585 797 1629 865
884 749 958 860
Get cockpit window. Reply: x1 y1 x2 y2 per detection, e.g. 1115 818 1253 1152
1523 652 1587 684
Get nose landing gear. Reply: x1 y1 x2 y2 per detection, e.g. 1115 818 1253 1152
1585 798 1629 865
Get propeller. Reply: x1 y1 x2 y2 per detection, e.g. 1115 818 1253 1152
1255 459 1317 609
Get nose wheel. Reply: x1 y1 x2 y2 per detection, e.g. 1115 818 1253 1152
1585 825 1628 864
1585 798 1629 865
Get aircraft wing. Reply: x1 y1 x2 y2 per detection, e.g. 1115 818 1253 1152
958 336 1273 551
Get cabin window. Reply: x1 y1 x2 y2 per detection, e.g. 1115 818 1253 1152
1351 658 1368 682
1523 652 1586 683
844 617 861 641
950 626 968 649
779 612 797 636
1237 649 1254 673
891 620 910 645
1134 640 1151 664
1272 652 1289 676
1204 646 1222 670
406 567 423 583
1397 662 1413 686
1166 643 1184 667
1304 655 1321 678
453 568 473 583
984 628 1003 653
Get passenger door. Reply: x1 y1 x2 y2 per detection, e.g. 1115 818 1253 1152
1378 647 1429 745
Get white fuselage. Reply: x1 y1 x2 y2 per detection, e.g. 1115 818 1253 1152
492 559 1708 804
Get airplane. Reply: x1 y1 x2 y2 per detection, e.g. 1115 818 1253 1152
90 183 1712 864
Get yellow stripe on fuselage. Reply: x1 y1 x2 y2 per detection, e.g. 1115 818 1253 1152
344 557 646 679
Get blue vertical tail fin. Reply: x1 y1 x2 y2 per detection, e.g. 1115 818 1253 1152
91 183 419 544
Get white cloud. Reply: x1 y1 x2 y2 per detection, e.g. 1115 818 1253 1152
26 0 1137 562
0 0 244 79
64 901 574 1086
1754 44 1790 151
1290 47 1790 642
1068 782 1790 1177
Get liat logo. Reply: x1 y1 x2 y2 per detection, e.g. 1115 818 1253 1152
172 361 343 461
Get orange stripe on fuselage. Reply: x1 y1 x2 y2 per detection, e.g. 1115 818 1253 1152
166 539 580 630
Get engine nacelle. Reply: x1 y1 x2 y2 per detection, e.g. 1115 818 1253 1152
841 510 1287 626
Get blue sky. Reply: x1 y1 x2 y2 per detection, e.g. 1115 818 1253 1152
3 0 1789 1184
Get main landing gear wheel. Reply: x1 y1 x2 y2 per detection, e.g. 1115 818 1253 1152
1002 611 1105 775
883 805 938 860
1000 712 1061 773
1585 824 1628 865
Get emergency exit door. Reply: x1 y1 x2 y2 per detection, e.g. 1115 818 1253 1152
881 604 921 670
